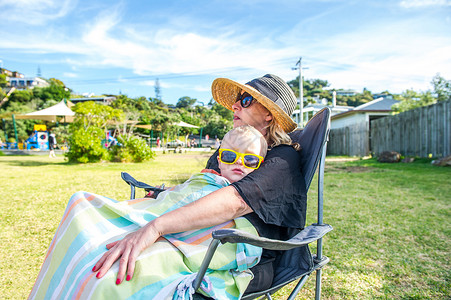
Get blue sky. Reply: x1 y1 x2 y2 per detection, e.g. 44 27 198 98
0 0 450 105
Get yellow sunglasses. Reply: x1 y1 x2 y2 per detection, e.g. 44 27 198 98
218 148 264 169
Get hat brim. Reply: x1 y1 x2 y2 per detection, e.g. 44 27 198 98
212 78 297 133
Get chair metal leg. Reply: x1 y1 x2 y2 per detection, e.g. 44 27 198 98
130 185 135 200
314 141 327 300
287 274 310 300
193 239 221 291
315 268 322 300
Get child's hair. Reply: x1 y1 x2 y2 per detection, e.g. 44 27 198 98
221 125 268 157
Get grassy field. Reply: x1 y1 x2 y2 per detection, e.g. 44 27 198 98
0 152 449 299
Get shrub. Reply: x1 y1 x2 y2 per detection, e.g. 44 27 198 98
65 101 124 163
110 134 155 163
65 127 108 163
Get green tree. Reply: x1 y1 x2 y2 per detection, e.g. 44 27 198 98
0 74 7 88
7 89 34 105
211 102 233 120
110 134 155 163
33 81 71 105
0 101 39 142
65 102 123 163
392 89 436 113
176 96 197 109
288 77 330 98
203 116 232 139
335 88 374 107
148 97 166 107
111 95 153 115
431 74 451 102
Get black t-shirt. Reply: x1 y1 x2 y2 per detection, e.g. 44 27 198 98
205 145 308 262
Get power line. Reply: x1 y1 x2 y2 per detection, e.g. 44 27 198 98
64 57 296 85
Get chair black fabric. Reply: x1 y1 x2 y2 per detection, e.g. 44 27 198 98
195 107 332 299
267 107 331 286
289 107 331 190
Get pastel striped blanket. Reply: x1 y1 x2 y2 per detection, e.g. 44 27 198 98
29 172 262 300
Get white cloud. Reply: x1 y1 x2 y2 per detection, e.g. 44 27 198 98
400 0 451 8
284 16 451 93
1 0 450 96
62 72 77 78
0 0 75 25
140 80 155 87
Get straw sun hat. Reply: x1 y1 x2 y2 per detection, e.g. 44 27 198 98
211 74 297 133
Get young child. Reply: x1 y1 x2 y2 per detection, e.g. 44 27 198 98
214 125 267 183
147 125 267 197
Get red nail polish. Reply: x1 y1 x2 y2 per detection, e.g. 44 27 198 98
96 272 101 279
116 278 121 285
92 266 96 272
126 275 131 281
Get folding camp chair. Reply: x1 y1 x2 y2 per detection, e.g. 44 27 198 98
121 107 332 300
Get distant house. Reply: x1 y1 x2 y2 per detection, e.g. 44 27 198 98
8 77 49 89
327 97 399 156
291 91 354 126
335 89 357 97
292 103 353 126
69 96 116 105
0 68 24 78
372 93 393 100
331 97 399 129
1 67 49 90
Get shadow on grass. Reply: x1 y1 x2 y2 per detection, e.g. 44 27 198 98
345 157 449 173
325 164 379 173
3 160 69 167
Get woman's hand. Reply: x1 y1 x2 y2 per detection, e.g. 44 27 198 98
92 185 250 284
92 221 160 284
145 185 168 198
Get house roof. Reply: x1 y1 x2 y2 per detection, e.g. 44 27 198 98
293 103 353 114
331 97 399 119
354 97 399 111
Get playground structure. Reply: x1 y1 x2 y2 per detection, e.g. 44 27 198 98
1 100 74 150
25 125 49 150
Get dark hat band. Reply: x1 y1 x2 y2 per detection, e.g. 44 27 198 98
246 74 296 115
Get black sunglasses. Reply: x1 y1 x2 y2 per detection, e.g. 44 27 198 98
236 92 255 108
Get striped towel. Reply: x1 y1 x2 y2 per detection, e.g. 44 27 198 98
28 172 262 300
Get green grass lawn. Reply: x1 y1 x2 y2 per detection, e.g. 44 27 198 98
0 153 449 299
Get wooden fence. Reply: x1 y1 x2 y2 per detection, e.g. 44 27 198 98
327 100 451 157
328 122 369 157
371 100 451 158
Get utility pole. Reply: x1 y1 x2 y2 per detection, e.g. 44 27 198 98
293 57 309 127
293 57 304 127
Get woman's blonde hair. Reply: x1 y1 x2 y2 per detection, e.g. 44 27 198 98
266 118 301 151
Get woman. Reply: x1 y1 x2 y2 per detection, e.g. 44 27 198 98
93 74 307 293
30 126 270 300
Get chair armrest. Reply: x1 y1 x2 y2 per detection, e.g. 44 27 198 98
193 224 333 291
121 172 166 192
212 223 333 251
